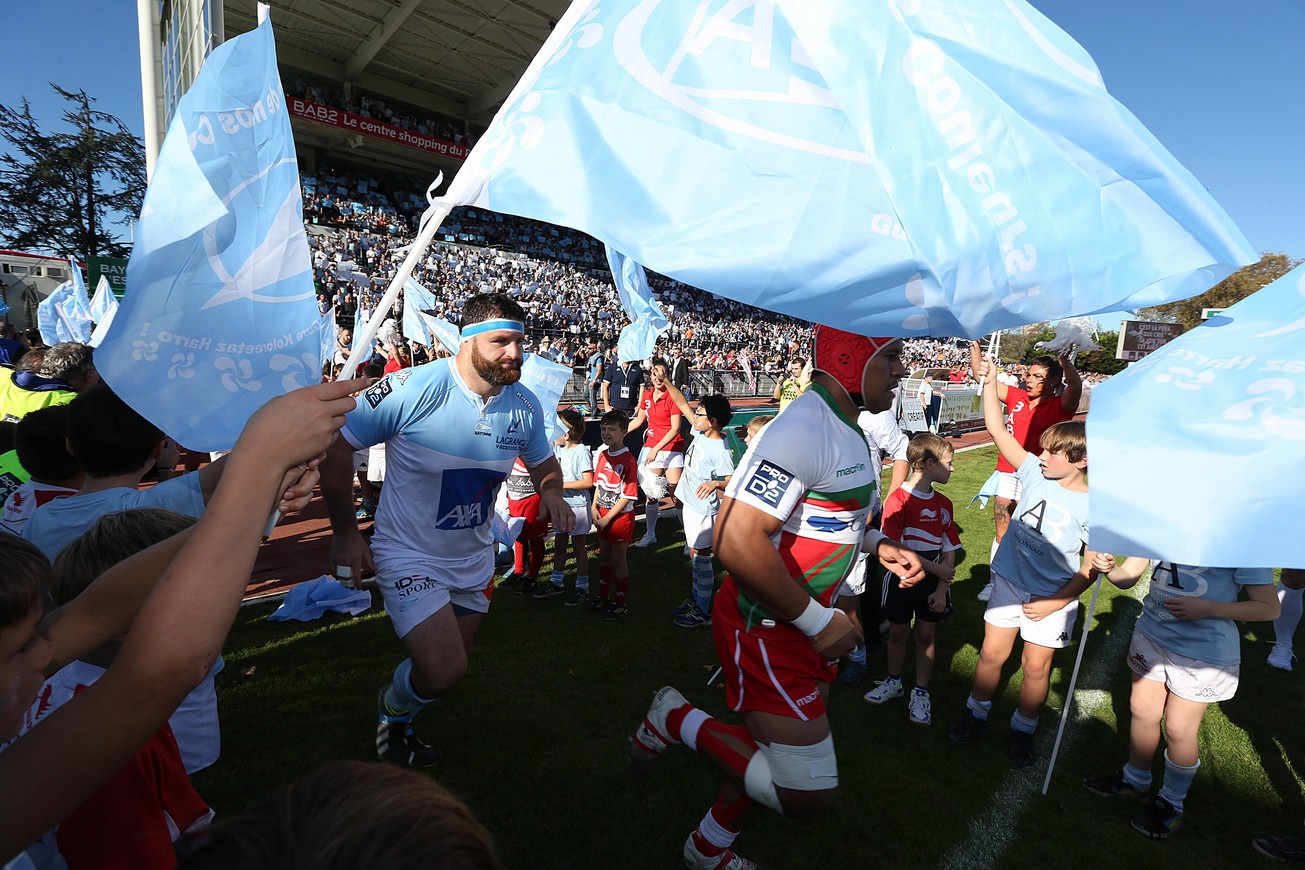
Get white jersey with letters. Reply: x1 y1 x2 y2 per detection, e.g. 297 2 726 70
341 359 552 585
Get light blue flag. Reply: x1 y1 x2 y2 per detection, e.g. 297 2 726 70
413 309 461 356
445 0 1254 339
351 304 377 362
606 246 668 363
520 353 575 440
1088 265 1305 568
88 275 118 324
94 15 321 452
319 307 337 373
37 279 93 345
401 277 439 345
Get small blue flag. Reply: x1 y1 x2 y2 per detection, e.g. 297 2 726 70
413 309 461 356
1088 264 1305 568
319 307 337 375
88 275 118 324
37 275 93 345
351 303 377 363
520 354 575 440
94 15 321 451
445 0 1254 339
401 278 439 344
606 246 668 363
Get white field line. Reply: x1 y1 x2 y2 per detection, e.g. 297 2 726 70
938 578 1146 870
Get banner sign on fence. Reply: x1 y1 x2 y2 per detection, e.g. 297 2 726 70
287 97 471 160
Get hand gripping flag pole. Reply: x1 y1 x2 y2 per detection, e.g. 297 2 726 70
1041 574 1104 795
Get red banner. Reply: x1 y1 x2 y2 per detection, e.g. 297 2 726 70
286 96 471 161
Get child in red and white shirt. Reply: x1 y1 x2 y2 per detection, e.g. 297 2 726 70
862 434 961 727
590 410 639 620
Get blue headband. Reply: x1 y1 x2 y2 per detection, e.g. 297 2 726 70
460 319 525 341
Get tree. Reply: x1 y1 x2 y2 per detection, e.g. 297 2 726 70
0 85 145 262
1075 331 1126 376
1137 252 1301 332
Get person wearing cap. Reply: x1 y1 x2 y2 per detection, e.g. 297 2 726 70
320 292 573 769
629 326 924 870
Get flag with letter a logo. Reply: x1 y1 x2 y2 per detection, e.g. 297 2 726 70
1088 264 1305 568
95 14 321 451
445 0 1253 338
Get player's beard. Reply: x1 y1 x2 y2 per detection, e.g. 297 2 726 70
471 342 522 385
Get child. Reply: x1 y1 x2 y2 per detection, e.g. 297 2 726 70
744 414 774 444
948 358 1098 768
535 409 594 605
35 509 215 868
0 378 353 864
669 395 734 628
590 410 638 619
1083 555 1277 838
862 434 961 726
501 455 550 594
1 404 83 536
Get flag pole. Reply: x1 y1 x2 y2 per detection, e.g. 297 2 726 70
339 178 451 381
1041 575 1104 795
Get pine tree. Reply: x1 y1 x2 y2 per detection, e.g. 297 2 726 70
0 86 146 262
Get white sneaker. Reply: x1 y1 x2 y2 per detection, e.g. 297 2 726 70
682 835 759 870
977 582 994 602
634 534 657 548
908 689 932 726
863 679 904 704
1268 643 1296 671
632 686 687 773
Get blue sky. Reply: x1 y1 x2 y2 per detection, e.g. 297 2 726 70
4 0 1302 330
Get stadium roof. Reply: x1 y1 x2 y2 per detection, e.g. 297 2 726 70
224 0 570 126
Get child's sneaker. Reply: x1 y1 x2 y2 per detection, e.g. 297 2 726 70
511 576 538 595
634 533 657 548
682 834 758 870
601 602 629 620
908 688 932 726
672 604 712 628
1268 643 1296 671
564 588 589 607
863 679 904 704
532 581 564 599
948 710 990 745
1252 832 1305 862
1008 730 1037 768
671 597 697 618
1083 769 1151 799
1131 795 1184 839
837 660 867 685
587 594 610 612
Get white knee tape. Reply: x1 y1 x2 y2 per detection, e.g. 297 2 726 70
743 751 784 814
762 735 839 792
743 736 839 813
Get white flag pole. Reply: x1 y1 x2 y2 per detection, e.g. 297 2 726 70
1041 575 1104 795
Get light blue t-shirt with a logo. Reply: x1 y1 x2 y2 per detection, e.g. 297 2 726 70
991 454 1090 599
677 435 734 517
341 359 552 581
1136 563 1273 666
553 442 593 508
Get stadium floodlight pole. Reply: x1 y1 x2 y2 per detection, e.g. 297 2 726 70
1041 574 1105 795
338 173 449 381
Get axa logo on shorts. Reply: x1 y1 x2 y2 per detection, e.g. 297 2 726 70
745 460 795 509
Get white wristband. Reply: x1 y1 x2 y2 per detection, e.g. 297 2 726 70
790 597 834 637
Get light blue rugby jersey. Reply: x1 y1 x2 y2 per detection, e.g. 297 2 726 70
1136 563 1273 666
553 442 593 508
991 454 1090 599
341 359 552 580
677 435 734 517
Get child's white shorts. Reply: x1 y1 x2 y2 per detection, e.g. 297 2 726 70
681 505 716 551
996 471 1022 501
368 442 387 483
1128 631 1239 703
836 552 871 598
560 502 592 537
638 445 685 470
983 573 1078 649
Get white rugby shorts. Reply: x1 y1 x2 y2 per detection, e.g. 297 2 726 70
377 562 494 638
1128 631 1239 703
982 573 1078 649
681 504 716 551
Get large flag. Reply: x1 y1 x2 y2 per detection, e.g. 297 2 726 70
94 14 322 451
413 309 461 355
37 276 93 345
88 276 120 347
439 0 1253 339
607 247 668 363
520 353 575 440
401 277 440 345
1088 265 1305 568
